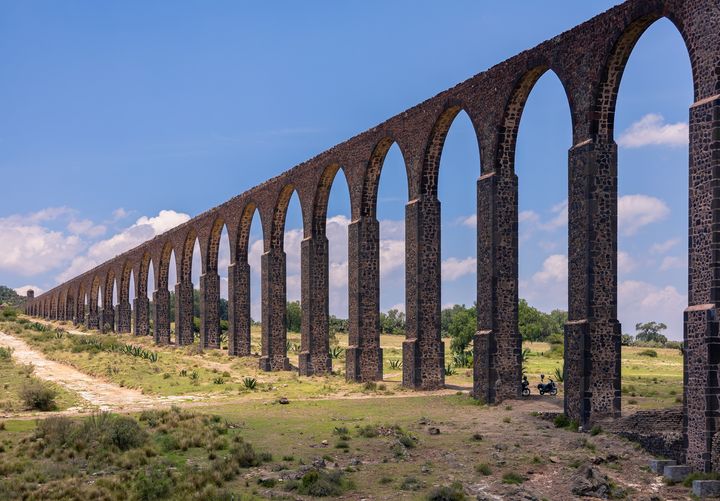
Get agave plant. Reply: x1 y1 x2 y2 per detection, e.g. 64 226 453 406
445 364 457 376
553 366 564 383
243 377 257 390
389 359 402 370
329 346 343 359
213 376 225 385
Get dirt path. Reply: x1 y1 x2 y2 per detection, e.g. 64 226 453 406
0 331 197 415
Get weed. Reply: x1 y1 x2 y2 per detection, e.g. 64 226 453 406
400 476 422 491
357 425 378 438
590 425 602 436
20 380 57 411
426 482 466 500
363 381 377 391
0 347 13 360
502 472 526 484
475 463 492 475
445 364 457 376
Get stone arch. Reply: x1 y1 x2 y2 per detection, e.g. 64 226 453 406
138 253 152 299
497 66 574 177
312 163 347 235
119 261 133 305
75 282 86 325
206 217 226 275
158 241 175 291
359 138 411 219
237 202 261 262
179 228 198 283
592 14 696 143
269 185 303 251
420 104 483 197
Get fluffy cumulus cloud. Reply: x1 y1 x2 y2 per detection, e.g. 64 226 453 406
651 238 680 255
619 280 686 340
520 254 568 313
0 209 84 276
618 251 637 274
67 219 106 237
617 114 689 148
618 194 670 236
442 257 477 281
56 210 191 283
660 255 686 271
14 285 43 296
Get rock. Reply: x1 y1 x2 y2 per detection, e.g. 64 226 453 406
428 427 440 435
494 443 507 451
548 456 560 463
570 464 611 498
350 458 362 466
312 457 326 468
421 465 432 474
278 397 289 404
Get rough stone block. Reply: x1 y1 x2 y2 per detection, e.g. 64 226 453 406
694 480 720 498
649 459 676 474
663 465 692 482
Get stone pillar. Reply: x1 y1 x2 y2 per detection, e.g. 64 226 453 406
57 300 65 321
133 296 150 336
564 139 621 426
175 281 194 346
74 302 84 326
684 95 720 472
86 308 99 330
299 234 332 376
99 306 115 332
25 290 34 315
227 262 252 356
116 301 132 333
65 296 73 323
152 289 171 345
260 249 290 371
200 272 221 349
474 171 521 402
404 195 444 390
346 216 383 382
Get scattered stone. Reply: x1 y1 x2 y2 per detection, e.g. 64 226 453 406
278 397 289 404
428 427 440 435
570 464 611 498
692 480 720 498
421 465 432 474
648 459 676 474
350 458 362 466
312 458 326 469
321 440 328 446
418 417 430 425
663 465 692 483
548 456 560 463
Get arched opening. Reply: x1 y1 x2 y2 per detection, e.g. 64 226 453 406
436 110 481 384
146 258 156 337
167 249 178 343
217 224 231 349
283 190 303 368
188 235 201 344
376 142 409 381
243 206 263 356
514 70 572 401
614 19 691 411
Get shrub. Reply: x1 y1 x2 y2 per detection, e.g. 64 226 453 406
554 366 564 382
0 347 13 361
132 464 174 500
639 349 658 358
590 425 602 436
501 472 526 484
426 482 466 500
445 364 457 376
400 476 422 491
20 381 57 411
0 308 18 320
363 381 377 391
682 471 720 488
475 463 492 475
357 425 378 438
107 415 146 451
295 468 352 497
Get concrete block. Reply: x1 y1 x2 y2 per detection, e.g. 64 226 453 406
693 480 720 498
663 465 692 482
649 459 676 474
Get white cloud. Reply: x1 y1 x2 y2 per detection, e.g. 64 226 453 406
56 210 191 283
459 214 477 228
14 285 43 296
539 200 568 231
0 211 83 276
519 210 540 225
112 208 129 221
660 255 686 271
532 254 568 284
618 251 636 274
618 113 688 148
618 194 669 236
651 239 680 255
441 257 476 281
388 303 405 313
67 219 106 237
618 280 685 340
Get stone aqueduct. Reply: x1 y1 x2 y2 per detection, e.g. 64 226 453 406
24 0 720 471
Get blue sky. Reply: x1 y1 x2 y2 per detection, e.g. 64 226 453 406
0 1 692 339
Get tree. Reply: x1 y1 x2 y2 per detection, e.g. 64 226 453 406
634 321 668 346
621 333 634 346
447 305 476 356
517 299 567 342
286 301 302 333
379 309 405 334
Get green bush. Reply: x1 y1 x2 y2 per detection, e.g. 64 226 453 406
639 349 658 357
0 347 13 361
20 380 57 411
295 469 352 497
475 463 492 475
501 472 526 484
107 416 146 451
0 308 18 320
132 464 174 500
426 482 466 500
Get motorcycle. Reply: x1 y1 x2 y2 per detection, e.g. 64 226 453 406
537 374 558 396
521 376 530 396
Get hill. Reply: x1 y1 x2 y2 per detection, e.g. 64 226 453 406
0 286 26 308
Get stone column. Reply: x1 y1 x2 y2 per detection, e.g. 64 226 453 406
152 289 171 345
299 234 332 376
227 262 252 356
564 139 621 427
260 248 290 371
684 95 720 472
57 300 65 321
99 306 115 332
86 308 99 330
65 296 73 323
74 302 84 326
175 281 194 346
346 216 383 382
116 301 132 333
474 171 521 402
133 296 150 336
403 195 444 390
200 272 221 349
